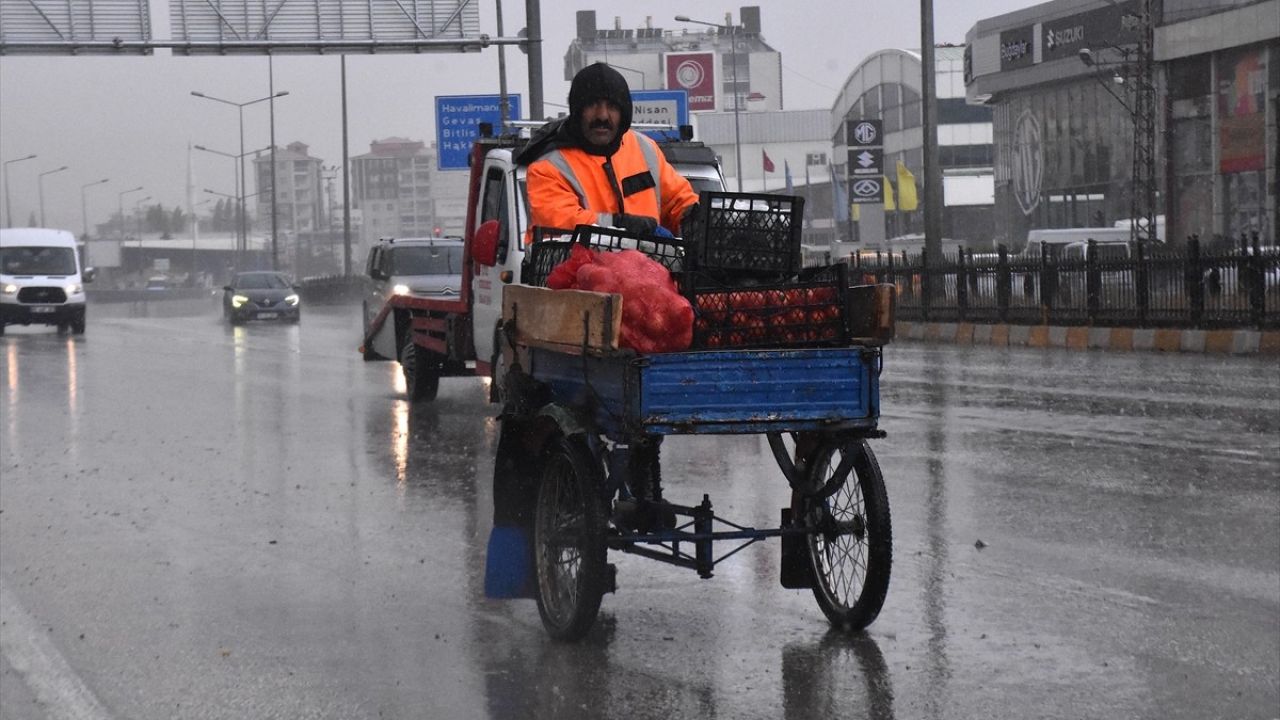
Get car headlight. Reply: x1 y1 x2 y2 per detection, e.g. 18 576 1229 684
66 283 83 294
1 284 16 295
285 293 300 306
392 284 410 296
231 294 249 308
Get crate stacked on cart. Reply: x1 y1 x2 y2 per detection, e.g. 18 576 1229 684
678 191 854 350
680 264 850 349
682 191 805 280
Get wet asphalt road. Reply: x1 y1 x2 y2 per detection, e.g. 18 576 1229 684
1 302 1277 720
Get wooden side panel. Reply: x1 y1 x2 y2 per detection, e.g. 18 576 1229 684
502 284 622 354
847 284 897 346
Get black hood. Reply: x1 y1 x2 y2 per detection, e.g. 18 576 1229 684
516 63 632 164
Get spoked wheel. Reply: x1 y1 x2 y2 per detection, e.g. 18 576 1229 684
794 438 891 631
534 436 608 641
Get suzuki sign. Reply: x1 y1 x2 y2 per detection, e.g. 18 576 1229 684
665 52 717 112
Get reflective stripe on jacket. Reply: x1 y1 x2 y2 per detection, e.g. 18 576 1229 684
525 129 698 243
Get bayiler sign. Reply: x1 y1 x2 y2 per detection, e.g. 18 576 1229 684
665 52 717 112
999 25 1035 70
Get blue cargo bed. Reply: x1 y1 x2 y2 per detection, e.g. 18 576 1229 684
524 346 881 438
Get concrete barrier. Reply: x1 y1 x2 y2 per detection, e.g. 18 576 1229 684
895 321 1279 356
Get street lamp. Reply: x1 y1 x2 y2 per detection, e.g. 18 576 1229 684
37 165 69 227
117 186 144 241
80 178 109 240
194 143 270 257
610 63 647 90
190 90 290 265
3 153 37 228
675 14 744 192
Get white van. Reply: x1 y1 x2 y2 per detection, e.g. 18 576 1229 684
0 228 95 335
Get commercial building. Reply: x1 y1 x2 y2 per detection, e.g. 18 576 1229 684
830 46 997 257
565 7 782 190
965 0 1278 250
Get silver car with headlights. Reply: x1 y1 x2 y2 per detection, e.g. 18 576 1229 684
361 236 464 359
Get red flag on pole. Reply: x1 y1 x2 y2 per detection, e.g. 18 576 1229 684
762 149 776 173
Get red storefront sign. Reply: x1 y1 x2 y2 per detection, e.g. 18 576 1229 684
665 52 717 112
1217 49 1266 174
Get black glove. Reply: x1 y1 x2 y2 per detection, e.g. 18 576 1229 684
613 213 658 235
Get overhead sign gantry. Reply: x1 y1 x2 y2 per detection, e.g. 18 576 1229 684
0 0 503 55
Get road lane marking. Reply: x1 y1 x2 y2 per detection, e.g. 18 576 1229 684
0 581 115 720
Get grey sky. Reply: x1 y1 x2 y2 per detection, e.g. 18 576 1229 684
0 0 1031 233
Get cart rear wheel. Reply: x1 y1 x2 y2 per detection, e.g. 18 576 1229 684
798 439 891 631
534 436 608 641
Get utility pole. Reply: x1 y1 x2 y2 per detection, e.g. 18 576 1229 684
1130 0 1158 246
920 0 943 268
525 0 544 120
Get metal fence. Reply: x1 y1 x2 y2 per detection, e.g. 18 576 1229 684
851 237 1280 330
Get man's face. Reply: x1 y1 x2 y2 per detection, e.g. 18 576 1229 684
580 99 621 147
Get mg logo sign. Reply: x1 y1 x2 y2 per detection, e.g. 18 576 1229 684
852 121 878 145
1011 110 1043 216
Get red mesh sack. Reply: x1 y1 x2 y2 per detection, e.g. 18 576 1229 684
545 245 692 353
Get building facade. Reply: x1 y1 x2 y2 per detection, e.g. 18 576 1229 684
350 137 459 256
252 141 326 272
565 7 782 188
831 46 996 254
965 0 1278 251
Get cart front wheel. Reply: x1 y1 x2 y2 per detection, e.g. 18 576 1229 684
797 438 891 631
534 436 608 641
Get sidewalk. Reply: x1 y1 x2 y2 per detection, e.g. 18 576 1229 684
895 321 1280 356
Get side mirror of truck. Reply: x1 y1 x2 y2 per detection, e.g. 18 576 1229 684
473 220 501 267
83 267 97 283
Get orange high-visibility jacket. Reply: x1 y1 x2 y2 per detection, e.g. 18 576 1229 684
525 129 698 243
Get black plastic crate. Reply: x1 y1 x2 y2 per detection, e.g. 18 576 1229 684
523 240 577 287
683 191 805 278
681 263 849 350
521 224 687 288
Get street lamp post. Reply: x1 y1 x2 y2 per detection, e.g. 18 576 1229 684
194 143 270 263
610 63 647 90
190 90 289 266
675 14 743 192
3 153 37 228
38 165 70 227
80 178 109 240
134 196 152 239
117 186 144 241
